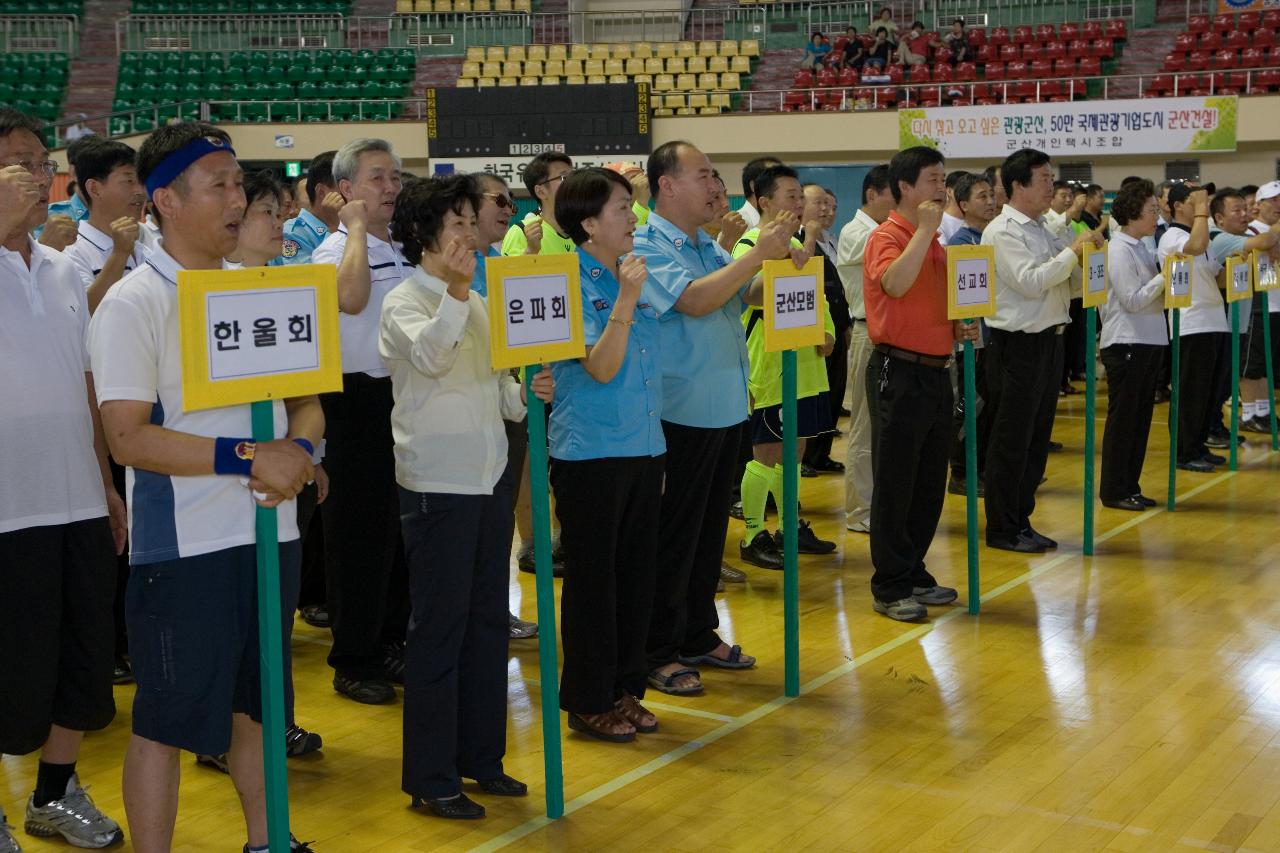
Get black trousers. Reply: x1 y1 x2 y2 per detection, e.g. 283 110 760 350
1063 297 1086 383
110 460 129 662
950 348 991 479
1100 344 1164 502
1176 332 1229 462
321 373 407 681
983 327 1063 541
399 484 510 799
804 329 850 466
552 455 664 712
647 421 742 669
866 351 950 602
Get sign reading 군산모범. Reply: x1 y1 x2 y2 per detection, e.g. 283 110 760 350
485 254 585 371
178 264 343 412
1253 249 1278 291
1081 242 1109 309
945 244 997 321
1226 254 1253 303
1164 255 1194 309
762 256 826 353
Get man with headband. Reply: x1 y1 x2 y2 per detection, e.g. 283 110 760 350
88 121 321 852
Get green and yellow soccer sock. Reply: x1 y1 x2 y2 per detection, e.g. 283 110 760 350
741 460 773 542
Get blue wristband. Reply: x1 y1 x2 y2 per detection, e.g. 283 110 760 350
214 437 256 476
292 438 315 457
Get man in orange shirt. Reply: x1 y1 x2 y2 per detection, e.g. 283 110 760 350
864 147 980 621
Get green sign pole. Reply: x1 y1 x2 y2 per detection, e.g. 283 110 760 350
524 370 564 819
1263 291 1279 450
250 400 290 853
781 349 799 698
1167 310 1180 512
961 330 979 615
1083 307 1097 555
1230 301 1240 471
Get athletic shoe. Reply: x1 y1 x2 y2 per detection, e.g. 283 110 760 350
112 659 133 685
740 530 783 570
912 585 958 606
243 834 315 852
1242 415 1272 434
299 604 330 628
382 640 406 685
1178 458 1216 473
719 563 747 583
1201 452 1226 465
800 463 818 478
792 520 837 554
873 597 927 621
1 809 21 853
515 545 565 577
285 725 322 757
509 612 538 640
195 753 230 774
947 475 984 497
729 500 744 520
24 775 123 849
846 518 871 534
333 673 396 705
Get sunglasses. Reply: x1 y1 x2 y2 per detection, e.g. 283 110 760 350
482 191 515 211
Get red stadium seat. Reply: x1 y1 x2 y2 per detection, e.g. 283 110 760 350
1091 38 1114 58
1000 43 1020 62
1191 87 1211 96
1054 58 1076 76
1271 45 1280 64
1042 41 1066 61
1241 46 1265 66
1259 68 1280 88
984 61 1006 81
1187 15 1208 33
1039 79 1063 97
783 90 811 111
908 65 931 83
967 27 986 47
887 64 904 84
1012 25 1033 43
1199 30 1221 50
1106 19 1127 41
1240 11 1261 30
1173 73 1199 93
933 63 954 83
1174 32 1196 52
1060 22 1080 40
1068 38 1090 56
1252 27 1275 49
990 27 1010 47
838 66 859 86
919 87 941 107
1226 30 1249 50
1022 42 1042 61
1164 53 1183 72
1006 60 1028 78
955 61 977 82
971 82 991 99
816 68 836 87
1211 14 1233 32
793 69 812 88
1082 21 1102 40
1213 48 1238 68
1206 70 1228 89
1079 56 1101 76
1265 10 1280 29
976 44 995 63
1228 70 1249 89
1031 59 1053 77
1189 51 1211 71
1011 80 1037 101
1148 73 1173 92
934 46 952 64
1035 24 1056 42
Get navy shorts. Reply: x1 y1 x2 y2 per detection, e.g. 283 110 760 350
127 541 301 755
749 392 835 445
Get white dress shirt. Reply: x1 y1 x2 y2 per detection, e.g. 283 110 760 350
64 218 154 290
1042 208 1074 243
1157 226 1227 336
982 204 1079 333
1100 231 1168 348
836 208 878 319
379 266 526 495
737 200 760 229
938 211 964 244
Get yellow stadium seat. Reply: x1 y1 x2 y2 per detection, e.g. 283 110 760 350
590 44 610 60
656 43 675 59
604 59 624 76
476 77 496 87
677 107 696 115
665 57 685 74
563 59 584 76
718 72 741 90
665 94 686 109
653 107 673 117
644 58 664 75
566 75 586 85
699 106 721 115
394 0 412 13
711 92 731 108
541 76 561 85
544 59 564 76
633 42 653 59
527 44 546 62
501 61 521 77
719 40 738 56
460 61 481 78
632 73 653 86
507 45 526 62
676 73 696 90
472 0 491 9
677 41 696 58
453 0 471 10
697 72 717 89
612 44 631 60
412 0 431 10
708 55 728 73
686 56 706 74
584 59 604 76
465 47 485 62
481 61 501 77
653 73 673 91
499 76 517 86
740 39 759 57
457 77 475 87
624 58 644 75
587 74 606 84
608 74 628 84
434 0 452 10
570 44 590 60
520 75 539 86
698 41 717 57
513 0 530 10
548 44 567 61
688 92 708 109
485 46 504 62
523 59 543 76
493 0 511 8
730 55 751 74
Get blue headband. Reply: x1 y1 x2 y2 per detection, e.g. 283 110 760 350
145 136 237 199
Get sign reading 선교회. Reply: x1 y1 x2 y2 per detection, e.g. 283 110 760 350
900 96 1238 158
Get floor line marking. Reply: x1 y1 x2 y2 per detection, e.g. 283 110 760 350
468 453 1272 853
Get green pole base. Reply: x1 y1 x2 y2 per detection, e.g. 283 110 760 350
1167 310 1180 512
781 349 799 698
1083 308 1096 557
962 337 979 615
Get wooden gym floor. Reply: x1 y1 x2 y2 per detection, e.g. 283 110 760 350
5 385 1280 853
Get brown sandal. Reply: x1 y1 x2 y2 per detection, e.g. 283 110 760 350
567 710 636 743
614 693 658 733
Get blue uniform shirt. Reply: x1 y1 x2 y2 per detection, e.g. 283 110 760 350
631 210 750 429
280 208 330 265
469 245 502 297
549 249 665 461
35 193 88 237
947 224 984 246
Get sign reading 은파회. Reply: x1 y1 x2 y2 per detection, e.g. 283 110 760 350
1253 250 1278 291
485 254 585 371
1082 242 1109 309
762 256 827 353
1165 255 1194 309
1226 255 1253 303
178 264 343 412
946 245 997 320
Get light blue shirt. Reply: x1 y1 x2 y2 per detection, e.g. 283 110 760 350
947 225 984 246
280 208 330 265
632 210 750 429
470 245 501 297
35 193 88 237
549 249 665 461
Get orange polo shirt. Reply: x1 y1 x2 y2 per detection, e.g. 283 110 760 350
863 210 953 357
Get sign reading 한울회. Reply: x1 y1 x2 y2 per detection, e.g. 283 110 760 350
900 96 1238 158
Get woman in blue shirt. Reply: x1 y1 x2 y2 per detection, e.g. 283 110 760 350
550 167 666 743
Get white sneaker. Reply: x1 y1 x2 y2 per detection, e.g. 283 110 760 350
846 518 871 534
0 810 21 853
873 597 927 621
24 774 123 848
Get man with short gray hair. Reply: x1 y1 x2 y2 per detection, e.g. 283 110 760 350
312 137 413 705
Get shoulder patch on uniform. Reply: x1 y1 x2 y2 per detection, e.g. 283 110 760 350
282 240 300 259
592 298 611 311
674 237 685 249
589 266 603 279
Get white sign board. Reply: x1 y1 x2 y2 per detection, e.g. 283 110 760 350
954 258 991 308
503 274 573 347
207 288 319 381
772 273 819 330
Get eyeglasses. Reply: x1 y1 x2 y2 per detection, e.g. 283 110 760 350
2 159 57 178
482 191 515 211
539 172 569 187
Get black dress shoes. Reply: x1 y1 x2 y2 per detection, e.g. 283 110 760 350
1102 496 1145 511
1177 458 1216 472
1201 452 1226 465
413 793 486 820
1023 527 1058 550
476 774 528 797
987 533 1045 554
1133 494 1157 507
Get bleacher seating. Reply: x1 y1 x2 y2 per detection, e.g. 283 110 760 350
110 47 415 131
130 0 348 11
0 0 80 12
394 0 531 12
0 52 69 138
1159 9 1280 95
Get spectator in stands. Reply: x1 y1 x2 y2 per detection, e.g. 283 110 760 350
839 26 867 70
899 21 933 66
635 140 793 695
939 170 967 243
1208 187 1280 433
800 32 831 71
872 7 899 45
946 173 998 496
865 28 894 70
65 114 94 142
1157 184 1224 472
981 148 1096 553
738 156 783 229
0 106 126 853
92 120 320 853
502 151 574 257
1098 179 1166 511
64 139 152 314
380 174 546 819
983 164 1008 209
943 18 970 63
863 146 976 621
313 137 413 706
802 182 849 476
282 150 338 266
838 164 894 534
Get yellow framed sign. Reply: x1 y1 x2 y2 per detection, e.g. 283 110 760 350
1225 254 1253 303
177 264 343 412
1253 249 1278 291
1081 241 1109 309
945 244 996 320
485 253 585 370
1164 254 1193 310
762 256 826 353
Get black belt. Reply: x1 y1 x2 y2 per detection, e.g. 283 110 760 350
874 344 953 369
852 316 867 323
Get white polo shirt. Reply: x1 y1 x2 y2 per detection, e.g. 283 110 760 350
311 226 412 377
0 238 106 534
88 241 298 565
836 208 878 320
1157 225 1227 337
63 218 154 290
